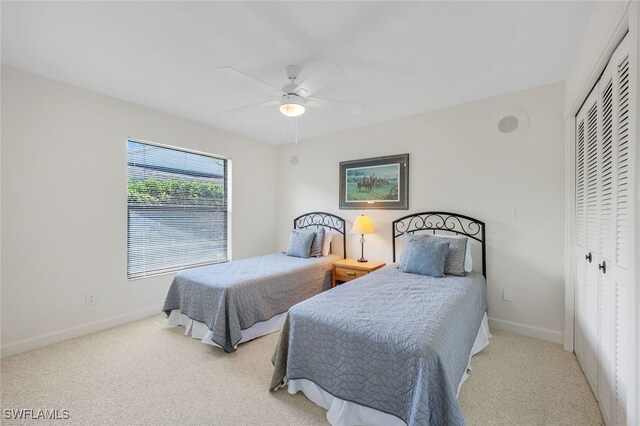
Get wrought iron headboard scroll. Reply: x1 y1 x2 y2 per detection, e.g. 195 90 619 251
392 211 486 277
293 212 347 259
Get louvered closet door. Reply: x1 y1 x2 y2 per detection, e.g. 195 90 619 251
583 87 601 394
597 58 615 425
575 100 588 369
574 33 631 426
611 35 630 426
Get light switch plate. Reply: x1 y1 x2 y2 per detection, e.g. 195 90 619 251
505 207 517 220
503 289 514 302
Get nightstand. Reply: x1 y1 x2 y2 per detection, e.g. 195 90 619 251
332 259 386 287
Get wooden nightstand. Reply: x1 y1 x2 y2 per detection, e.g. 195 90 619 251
332 259 386 287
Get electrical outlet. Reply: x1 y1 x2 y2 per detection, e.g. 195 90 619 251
503 289 513 302
85 293 97 306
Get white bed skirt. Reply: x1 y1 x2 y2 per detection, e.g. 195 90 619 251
166 309 287 350
287 313 491 426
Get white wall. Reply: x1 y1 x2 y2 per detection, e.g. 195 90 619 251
276 82 566 343
565 1 630 114
0 66 278 356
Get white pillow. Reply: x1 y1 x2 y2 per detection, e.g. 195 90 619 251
465 242 473 272
322 232 334 256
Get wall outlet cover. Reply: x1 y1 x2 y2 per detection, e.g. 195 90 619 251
85 293 97 306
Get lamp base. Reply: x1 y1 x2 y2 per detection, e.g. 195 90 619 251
358 235 368 263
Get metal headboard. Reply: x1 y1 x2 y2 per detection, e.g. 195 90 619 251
293 212 347 259
392 211 486 277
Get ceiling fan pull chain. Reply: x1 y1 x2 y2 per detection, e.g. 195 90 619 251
295 117 299 144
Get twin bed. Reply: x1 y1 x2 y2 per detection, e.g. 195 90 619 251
163 211 489 426
162 212 346 352
270 212 489 426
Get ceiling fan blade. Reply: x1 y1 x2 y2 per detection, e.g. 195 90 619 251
226 100 280 113
305 98 364 115
219 67 285 97
294 62 345 98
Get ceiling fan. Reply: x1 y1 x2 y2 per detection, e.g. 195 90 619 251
219 62 363 117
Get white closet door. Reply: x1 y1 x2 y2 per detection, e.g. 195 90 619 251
583 87 601 394
612 36 630 426
575 107 587 367
574 33 631 426
598 62 615 425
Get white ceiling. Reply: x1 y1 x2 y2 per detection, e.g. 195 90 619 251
1 1 593 145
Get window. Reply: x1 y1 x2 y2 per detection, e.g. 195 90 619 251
127 140 228 278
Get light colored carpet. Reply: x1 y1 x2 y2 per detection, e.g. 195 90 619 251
1 315 603 425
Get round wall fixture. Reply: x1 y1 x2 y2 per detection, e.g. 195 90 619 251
488 108 529 141
498 115 519 133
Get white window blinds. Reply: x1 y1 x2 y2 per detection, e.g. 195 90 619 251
127 140 228 279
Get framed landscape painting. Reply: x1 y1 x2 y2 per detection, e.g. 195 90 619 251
339 153 409 210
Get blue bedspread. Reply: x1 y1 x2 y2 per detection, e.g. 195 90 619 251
163 253 338 352
271 265 488 425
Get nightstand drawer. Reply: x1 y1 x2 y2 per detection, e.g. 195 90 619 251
334 266 369 282
331 259 386 287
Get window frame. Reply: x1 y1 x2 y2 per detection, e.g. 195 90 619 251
126 138 231 280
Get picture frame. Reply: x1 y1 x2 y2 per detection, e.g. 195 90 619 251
339 153 409 210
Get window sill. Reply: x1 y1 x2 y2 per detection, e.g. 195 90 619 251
127 259 229 281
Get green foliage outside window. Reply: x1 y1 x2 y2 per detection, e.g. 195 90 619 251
128 178 224 206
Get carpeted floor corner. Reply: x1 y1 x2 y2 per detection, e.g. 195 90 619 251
1 315 603 425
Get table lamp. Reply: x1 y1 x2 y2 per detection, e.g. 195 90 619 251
351 215 375 263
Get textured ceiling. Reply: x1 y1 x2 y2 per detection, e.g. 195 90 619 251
1 1 593 144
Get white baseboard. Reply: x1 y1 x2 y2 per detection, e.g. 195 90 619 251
0 310 565 357
0 305 163 358
488 317 564 344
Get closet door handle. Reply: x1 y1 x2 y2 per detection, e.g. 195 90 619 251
585 252 592 263
598 261 607 274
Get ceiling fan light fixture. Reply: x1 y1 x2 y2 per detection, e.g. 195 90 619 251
221 63 360 118
280 103 305 117
280 94 305 117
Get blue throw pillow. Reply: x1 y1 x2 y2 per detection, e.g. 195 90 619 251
285 230 315 258
402 240 450 278
399 233 468 276
398 233 431 269
424 234 468 276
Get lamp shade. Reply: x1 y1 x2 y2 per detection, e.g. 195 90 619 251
351 215 375 235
